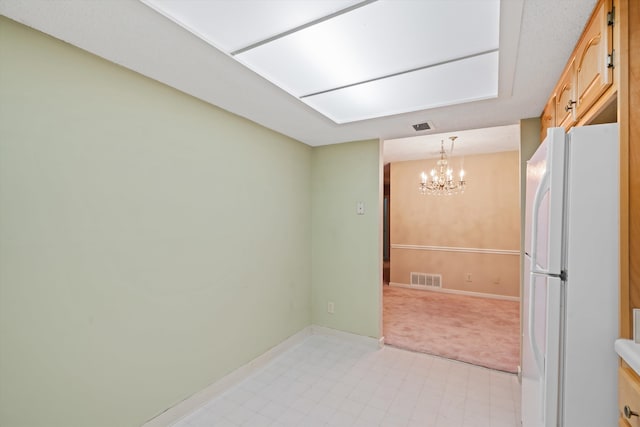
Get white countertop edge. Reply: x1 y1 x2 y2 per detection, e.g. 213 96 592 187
615 339 640 376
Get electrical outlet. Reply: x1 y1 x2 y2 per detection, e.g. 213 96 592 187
327 301 335 314
465 273 472 282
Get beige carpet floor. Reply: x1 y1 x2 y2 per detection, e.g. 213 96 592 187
383 286 520 373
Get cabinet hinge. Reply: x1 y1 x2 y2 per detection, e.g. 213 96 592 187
607 51 615 69
607 7 615 26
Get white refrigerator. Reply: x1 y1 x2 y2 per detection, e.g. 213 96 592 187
521 124 619 427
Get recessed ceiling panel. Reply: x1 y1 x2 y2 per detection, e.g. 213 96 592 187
302 51 499 124
141 0 363 52
236 0 499 96
140 0 500 124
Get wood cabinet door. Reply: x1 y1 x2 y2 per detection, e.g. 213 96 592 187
540 96 556 142
555 58 576 130
575 0 613 119
619 367 640 427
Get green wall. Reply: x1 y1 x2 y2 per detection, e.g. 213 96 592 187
0 17 314 427
311 141 382 338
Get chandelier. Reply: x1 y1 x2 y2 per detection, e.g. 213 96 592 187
419 136 466 196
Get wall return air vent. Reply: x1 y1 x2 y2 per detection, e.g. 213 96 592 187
410 272 442 288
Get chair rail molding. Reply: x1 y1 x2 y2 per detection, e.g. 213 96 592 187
391 244 520 256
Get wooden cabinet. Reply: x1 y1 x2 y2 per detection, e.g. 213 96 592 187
555 59 577 130
575 0 614 118
620 0 640 424
628 0 640 337
540 96 556 141
617 0 640 342
539 0 614 139
619 366 640 427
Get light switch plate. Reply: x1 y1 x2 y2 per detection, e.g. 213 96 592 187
634 309 640 343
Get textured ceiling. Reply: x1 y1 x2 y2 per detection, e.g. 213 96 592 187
0 0 597 147
384 124 520 164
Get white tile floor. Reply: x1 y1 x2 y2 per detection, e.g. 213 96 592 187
173 334 521 427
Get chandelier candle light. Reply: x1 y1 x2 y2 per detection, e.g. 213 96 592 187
419 136 466 195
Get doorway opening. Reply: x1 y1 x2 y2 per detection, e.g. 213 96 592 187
383 163 390 285
381 126 522 373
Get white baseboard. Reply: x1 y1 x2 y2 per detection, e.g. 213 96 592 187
309 325 380 349
388 282 520 302
142 325 382 427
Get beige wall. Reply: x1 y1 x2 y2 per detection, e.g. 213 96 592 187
0 18 312 427
390 150 520 297
311 140 381 338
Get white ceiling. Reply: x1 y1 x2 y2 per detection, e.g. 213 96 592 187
0 0 597 147
384 124 520 164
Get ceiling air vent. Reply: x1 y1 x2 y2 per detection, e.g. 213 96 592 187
412 122 432 131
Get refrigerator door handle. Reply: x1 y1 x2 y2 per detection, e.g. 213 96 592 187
528 272 545 380
527 166 550 383
531 269 561 277
530 167 550 273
